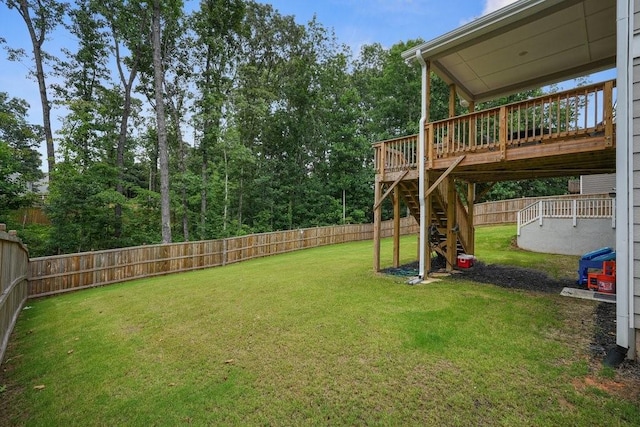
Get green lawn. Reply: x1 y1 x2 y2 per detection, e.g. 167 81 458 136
1 225 637 426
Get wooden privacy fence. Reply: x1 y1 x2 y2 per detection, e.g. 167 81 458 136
474 193 609 226
28 217 419 298
0 225 29 363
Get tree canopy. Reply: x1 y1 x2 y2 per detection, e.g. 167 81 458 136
0 0 573 256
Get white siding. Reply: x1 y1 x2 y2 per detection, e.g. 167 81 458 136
634 0 640 341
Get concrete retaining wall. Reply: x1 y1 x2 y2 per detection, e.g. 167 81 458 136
517 218 615 256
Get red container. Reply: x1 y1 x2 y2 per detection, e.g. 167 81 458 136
457 254 474 269
596 274 616 294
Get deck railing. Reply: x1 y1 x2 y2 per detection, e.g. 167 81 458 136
517 197 615 236
374 80 616 175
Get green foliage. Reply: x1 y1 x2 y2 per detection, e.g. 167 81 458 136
2 1 579 254
477 177 571 202
46 162 149 252
0 93 43 215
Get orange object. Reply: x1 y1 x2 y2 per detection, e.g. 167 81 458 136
587 260 616 292
602 261 616 277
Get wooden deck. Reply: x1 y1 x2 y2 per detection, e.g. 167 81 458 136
373 80 616 184
372 80 616 273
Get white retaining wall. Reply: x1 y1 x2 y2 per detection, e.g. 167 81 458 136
517 218 615 255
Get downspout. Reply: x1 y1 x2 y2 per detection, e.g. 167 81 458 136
612 0 633 359
416 50 428 278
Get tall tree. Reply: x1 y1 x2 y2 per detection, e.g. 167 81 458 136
2 0 67 173
53 0 111 166
97 0 151 238
151 0 174 243
0 92 43 215
192 0 245 239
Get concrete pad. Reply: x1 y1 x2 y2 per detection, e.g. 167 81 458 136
560 287 616 303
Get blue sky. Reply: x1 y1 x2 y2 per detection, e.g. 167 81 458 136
0 0 512 169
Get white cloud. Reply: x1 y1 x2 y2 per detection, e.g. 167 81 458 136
482 0 519 16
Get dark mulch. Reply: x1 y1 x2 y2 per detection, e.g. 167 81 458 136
382 260 640 379
449 260 573 293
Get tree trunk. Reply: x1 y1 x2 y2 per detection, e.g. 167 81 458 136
223 148 229 233
166 84 189 241
200 157 208 240
153 0 171 244
17 0 55 174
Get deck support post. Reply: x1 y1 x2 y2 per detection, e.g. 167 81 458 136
499 106 507 160
467 182 476 255
604 80 614 147
446 176 457 271
373 178 382 272
393 188 400 268
424 172 432 274
449 84 456 118
468 101 476 149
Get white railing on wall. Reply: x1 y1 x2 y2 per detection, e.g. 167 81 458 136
517 198 615 236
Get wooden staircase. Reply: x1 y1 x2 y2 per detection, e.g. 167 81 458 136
395 178 470 269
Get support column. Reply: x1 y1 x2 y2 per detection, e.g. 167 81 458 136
468 101 476 148
373 179 382 272
446 176 457 271
449 84 456 118
467 182 476 255
393 188 400 268
424 172 432 274
416 51 430 278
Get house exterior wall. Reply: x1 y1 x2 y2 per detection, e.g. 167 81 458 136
632 0 640 355
580 174 616 194
517 218 615 256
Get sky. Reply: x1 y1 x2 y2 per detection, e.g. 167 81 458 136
0 0 516 171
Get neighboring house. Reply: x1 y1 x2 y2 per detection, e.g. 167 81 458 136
25 173 49 201
581 173 616 194
8 172 49 200
372 0 638 360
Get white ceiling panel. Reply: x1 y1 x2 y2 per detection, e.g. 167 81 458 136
404 0 616 102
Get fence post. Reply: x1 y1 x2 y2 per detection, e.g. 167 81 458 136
222 239 227 266
572 199 577 227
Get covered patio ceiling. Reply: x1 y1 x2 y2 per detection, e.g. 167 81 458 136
402 0 616 103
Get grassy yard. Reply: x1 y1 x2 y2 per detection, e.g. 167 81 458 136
1 225 638 426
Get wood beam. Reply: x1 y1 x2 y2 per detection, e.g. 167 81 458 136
393 188 400 268
373 170 409 211
449 84 456 118
424 156 466 199
446 175 457 271
373 179 382 272
467 182 476 255
604 80 614 147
